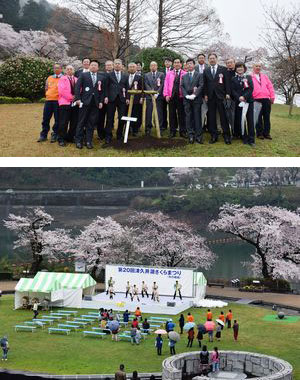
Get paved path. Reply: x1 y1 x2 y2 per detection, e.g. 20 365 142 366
206 287 300 308
1 282 299 309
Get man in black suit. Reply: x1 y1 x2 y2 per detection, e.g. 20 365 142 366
226 58 237 137
97 60 114 140
127 62 144 136
74 60 106 149
181 58 204 144
104 59 129 144
162 58 173 131
195 53 208 74
75 57 90 78
203 53 231 144
144 61 165 136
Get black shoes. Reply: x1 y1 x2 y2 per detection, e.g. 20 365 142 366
37 136 47 142
225 138 232 145
50 133 57 143
209 137 218 144
86 142 93 149
180 132 187 138
76 143 83 149
58 140 66 147
264 135 272 140
189 137 194 144
195 137 204 144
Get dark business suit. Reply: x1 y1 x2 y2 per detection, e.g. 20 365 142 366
144 71 165 133
195 64 208 74
97 71 112 140
203 65 231 141
105 71 129 140
75 68 89 78
127 73 143 134
231 74 255 144
74 71 106 144
181 71 204 139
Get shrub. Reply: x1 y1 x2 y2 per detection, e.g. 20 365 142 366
0 56 54 101
133 47 184 72
0 96 31 104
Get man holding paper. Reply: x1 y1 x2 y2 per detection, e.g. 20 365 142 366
74 60 107 149
181 58 204 144
231 62 255 147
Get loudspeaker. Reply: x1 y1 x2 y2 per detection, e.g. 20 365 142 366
167 301 176 307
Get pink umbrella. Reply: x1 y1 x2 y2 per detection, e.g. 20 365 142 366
155 329 167 334
204 321 215 331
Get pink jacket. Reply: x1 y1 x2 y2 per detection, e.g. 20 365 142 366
58 75 78 106
163 69 186 98
251 73 275 101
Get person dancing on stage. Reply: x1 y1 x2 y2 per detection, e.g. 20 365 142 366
106 277 115 295
173 280 182 300
152 282 160 302
108 283 115 300
141 281 149 298
131 285 140 302
125 281 132 299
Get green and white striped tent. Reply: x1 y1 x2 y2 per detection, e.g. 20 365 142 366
194 272 207 300
15 272 96 309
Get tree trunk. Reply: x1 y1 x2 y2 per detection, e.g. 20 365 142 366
30 254 43 275
124 0 130 66
257 247 271 279
156 0 163 47
288 95 295 116
113 0 122 59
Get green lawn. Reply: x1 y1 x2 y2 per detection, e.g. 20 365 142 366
0 104 299 157
0 295 299 377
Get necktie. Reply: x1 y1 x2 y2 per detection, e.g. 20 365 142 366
152 72 156 81
129 75 133 87
189 72 193 82
212 66 216 78
176 70 179 78
92 73 96 86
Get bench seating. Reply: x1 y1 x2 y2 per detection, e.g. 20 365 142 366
48 327 71 335
58 324 80 331
15 325 36 332
24 321 45 328
66 321 88 326
88 312 99 316
83 331 106 338
50 313 70 319
150 317 172 321
92 327 111 334
118 334 132 341
33 318 54 325
57 310 78 315
42 315 62 320
73 318 92 324
81 315 98 320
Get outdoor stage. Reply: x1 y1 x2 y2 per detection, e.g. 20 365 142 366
81 292 194 315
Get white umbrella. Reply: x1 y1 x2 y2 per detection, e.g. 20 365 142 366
254 101 262 127
168 331 180 342
216 319 225 326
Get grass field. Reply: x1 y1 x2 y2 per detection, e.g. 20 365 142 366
0 104 299 157
0 295 299 377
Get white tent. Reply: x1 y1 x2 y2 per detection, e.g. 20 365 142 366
15 272 96 309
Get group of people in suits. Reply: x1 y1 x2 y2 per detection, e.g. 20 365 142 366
37 53 275 149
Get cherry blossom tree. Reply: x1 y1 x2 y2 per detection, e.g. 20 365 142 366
232 169 259 188
168 167 203 188
3 207 72 274
72 216 138 279
0 23 80 65
209 204 300 280
128 211 215 269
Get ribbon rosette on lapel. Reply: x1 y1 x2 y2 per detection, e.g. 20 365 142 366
157 77 161 87
123 88 126 97
219 73 224 84
98 81 102 91
243 78 249 89
134 81 138 90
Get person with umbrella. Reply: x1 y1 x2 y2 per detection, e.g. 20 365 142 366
187 327 195 347
168 331 180 355
204 320 215 342
179 314 185 334
215 322 222 342
169 338 176 355
108 319 120 341
155 334 163 355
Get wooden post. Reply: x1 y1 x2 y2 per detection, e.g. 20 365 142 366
151 94 161 138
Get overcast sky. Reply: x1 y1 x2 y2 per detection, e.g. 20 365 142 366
212 0 298 48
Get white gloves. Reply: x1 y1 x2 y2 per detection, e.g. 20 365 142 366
186 95 196 100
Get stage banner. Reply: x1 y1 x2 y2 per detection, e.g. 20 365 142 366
105 264 196 297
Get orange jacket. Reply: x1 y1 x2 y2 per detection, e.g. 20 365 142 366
226 312 233 320
45 75 62 101
219 314 225 322
187 315 194 322
207 312 213 320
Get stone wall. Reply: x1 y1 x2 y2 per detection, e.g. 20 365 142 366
162 351 293 380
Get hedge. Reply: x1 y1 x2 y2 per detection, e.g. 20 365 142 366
133 47 184 72
0 56 54 101
0 96 31 104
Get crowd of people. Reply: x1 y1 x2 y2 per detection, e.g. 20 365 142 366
37 54 275 150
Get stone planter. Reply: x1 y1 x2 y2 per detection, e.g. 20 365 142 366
162 351 293 380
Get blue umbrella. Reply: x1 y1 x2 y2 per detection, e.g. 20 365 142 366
197 324 207 334
107 320 119 331
183 322 195 331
